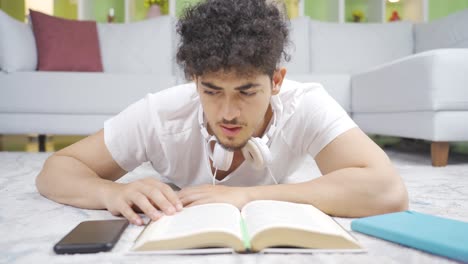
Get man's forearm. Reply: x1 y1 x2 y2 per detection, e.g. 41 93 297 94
36 155 117 210
246 167 408 217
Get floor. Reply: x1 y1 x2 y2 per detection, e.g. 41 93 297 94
1 135 467 163
1 147 467 263
0 135 86 152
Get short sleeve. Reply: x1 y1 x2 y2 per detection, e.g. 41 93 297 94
104 95 159 172
299 85 357 158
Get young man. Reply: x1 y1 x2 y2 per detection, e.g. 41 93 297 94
36 0 408 226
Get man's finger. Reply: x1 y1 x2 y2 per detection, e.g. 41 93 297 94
178 186 206 199
186 198 212 207
119 203 143 225
158 182 183 212
143 187 176 216
179 192 207 206
132 192 162 221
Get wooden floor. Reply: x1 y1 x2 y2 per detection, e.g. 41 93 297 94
0 135 86 152
1 135 468 158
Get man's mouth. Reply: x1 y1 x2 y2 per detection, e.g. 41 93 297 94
220 125 242 137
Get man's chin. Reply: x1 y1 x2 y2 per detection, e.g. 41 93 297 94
217 138 249 151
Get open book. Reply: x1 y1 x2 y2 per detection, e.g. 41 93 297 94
132 200 362 253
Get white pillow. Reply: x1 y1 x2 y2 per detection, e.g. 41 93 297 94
97 16 176 74
0 9 37 72
414 9 468 53
309 20 413 74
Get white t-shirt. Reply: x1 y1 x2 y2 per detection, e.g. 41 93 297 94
104 79 356 187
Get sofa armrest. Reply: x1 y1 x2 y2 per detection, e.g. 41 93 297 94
351 49 468 113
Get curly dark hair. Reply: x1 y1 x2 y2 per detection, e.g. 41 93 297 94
176 0 290 79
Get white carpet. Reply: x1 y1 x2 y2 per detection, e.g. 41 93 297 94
0 149 467 264
1 149 467 220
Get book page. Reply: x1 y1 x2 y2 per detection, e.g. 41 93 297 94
134 203 242 249
241 200 354 241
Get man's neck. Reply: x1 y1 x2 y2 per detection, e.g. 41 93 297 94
253 104 274 138
208 104 274 179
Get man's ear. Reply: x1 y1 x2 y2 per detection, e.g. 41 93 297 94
272 67 286 95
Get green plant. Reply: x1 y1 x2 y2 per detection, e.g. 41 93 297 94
144 0 167 8
144 0 169 14
352 9 364 22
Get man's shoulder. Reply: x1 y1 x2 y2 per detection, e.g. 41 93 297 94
147 82 199 136
278 79 330 119
277 79 354 155
149 82 198 109
277 78 347 132
280 79 326 97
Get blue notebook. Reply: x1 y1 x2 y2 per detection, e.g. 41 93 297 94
351 211 468 262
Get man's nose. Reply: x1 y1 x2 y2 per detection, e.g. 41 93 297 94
221 98 241 121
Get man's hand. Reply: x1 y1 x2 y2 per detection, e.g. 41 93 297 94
178 185 251 209
101 178 183 225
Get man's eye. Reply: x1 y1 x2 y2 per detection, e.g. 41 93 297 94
204 90 219 95
241 91 256 97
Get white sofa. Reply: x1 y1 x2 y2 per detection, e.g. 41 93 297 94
0 11 179 135
285 17 414 113
351 49 468 166
1 9 467 166
285 10 468 166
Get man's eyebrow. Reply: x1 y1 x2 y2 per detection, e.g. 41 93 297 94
201 82 223 90
200 81 260 91
234 83 261 91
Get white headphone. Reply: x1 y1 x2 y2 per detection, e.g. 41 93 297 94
203 132 272 171
198 96 282 173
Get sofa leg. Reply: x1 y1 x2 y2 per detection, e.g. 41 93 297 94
431 142 449 167
38 134 46 152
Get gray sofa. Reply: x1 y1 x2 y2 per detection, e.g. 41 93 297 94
1 9 468 166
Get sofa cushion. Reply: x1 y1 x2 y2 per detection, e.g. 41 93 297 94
286 74 351 113
284 17 310 74
352 49 468 113
29 10 103 72
414 9 468 53
353 112 468 142
0 72 176 115
0 112 115 135
97 16 175 75
0 9 37 72
309 20 413 74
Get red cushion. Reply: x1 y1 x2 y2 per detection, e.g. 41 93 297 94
29 10 103 72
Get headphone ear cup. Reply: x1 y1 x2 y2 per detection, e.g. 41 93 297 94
212 142 234 171
242 138 272 170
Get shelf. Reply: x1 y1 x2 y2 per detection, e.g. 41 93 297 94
302 0 467 23
345 0 384 23
304 0 343 22
60 0 175 22
2 0 467 24
385 0 426 23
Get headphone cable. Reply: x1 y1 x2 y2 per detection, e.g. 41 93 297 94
212 168 218 186
266 166 278 185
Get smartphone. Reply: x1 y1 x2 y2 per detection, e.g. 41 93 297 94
53 219 129 254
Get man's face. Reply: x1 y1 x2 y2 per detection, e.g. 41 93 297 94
196 70 282 151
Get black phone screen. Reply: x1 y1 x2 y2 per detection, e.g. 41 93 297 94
54 219 129 254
